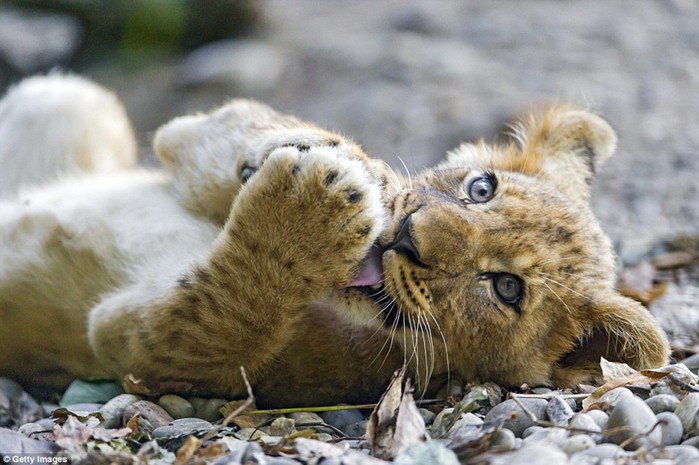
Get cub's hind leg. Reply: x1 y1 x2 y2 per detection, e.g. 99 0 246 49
0 74 136 197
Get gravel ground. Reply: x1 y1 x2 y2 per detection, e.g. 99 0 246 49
2 1 699 463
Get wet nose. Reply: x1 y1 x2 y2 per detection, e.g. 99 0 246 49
388 215 421 264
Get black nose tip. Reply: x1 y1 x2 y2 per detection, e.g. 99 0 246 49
388 215 421 264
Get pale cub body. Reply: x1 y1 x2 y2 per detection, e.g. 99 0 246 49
0 75 669 406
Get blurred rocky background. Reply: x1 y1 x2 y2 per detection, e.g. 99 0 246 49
1 0 699 345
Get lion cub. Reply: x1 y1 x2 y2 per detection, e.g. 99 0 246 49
0 75 669 406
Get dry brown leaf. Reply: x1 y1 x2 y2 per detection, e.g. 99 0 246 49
641 363 699 385
619 282 667 306
51 407 103 425
600 358 638 383
175 435 202 465
122 374 153 396
652 250 697 270
126 414 139 433
617 261 668 305
583 358 681 410
366 367 427 460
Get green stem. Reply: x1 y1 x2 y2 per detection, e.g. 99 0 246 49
246 399 444 415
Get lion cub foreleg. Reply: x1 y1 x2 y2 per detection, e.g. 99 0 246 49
89 145 385 396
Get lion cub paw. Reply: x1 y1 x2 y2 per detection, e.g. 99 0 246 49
231 144 386 290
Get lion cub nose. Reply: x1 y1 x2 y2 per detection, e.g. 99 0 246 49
388 215 422 265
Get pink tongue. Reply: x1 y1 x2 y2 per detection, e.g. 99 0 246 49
343 244 384 287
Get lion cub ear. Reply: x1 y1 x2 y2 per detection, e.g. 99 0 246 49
442 106 616 206
508 106 618 205
553 292 670 386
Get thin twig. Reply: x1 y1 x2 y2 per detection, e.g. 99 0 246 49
509 393 539 423
617 420 665 450
199 367 255 443
247 404 378 415
514 393 590 401
294 421 348 438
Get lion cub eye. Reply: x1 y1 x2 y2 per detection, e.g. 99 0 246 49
492 273 523 310
465 172 497 203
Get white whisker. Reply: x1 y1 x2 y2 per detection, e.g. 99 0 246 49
540 279 573 314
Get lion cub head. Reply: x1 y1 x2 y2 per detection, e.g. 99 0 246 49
344 106 669 391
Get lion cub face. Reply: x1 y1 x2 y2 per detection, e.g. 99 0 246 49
343 107 669 391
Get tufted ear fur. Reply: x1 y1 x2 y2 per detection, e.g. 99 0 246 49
552 292 670 386
444 106 617 206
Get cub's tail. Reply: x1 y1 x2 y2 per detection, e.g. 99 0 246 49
0 74 137 197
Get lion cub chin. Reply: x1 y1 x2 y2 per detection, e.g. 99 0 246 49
0 75 668 407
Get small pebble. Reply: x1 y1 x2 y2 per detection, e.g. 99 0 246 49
483 398 548 437
241 441 267 463
289 412 324 425
270 417 297 436
158 394 195 419
17 422 53 441
393 440 460 465
315 433 333 442
489 428 516 451
531 387 553 395
605 396 661 450
650 444 699 461
576 443 626 460
585 410 608 431
419 407 436 425
151 418 212 439
0 427 58 456
569 413 602 442
122 400 173 435
675 392 699 435
35 418 55 430
238 428 269 440
289 411 334 434
99 394 140 428
597 387 634 410
320 408 363 430
259 435 283 446
188 397 227 422
561 434 595 455
62 402 103 412
0 378 25 399
266 458 305 465
342 420 368 438
490 443 568 465
645 394 679 414
657 411 683 445
522 426 568 446
546 397 574 426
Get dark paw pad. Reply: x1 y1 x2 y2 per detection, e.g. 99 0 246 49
345 189 362 204
240 165 258 184
324 170 339 186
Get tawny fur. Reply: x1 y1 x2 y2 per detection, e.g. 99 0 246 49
0 75 669 406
